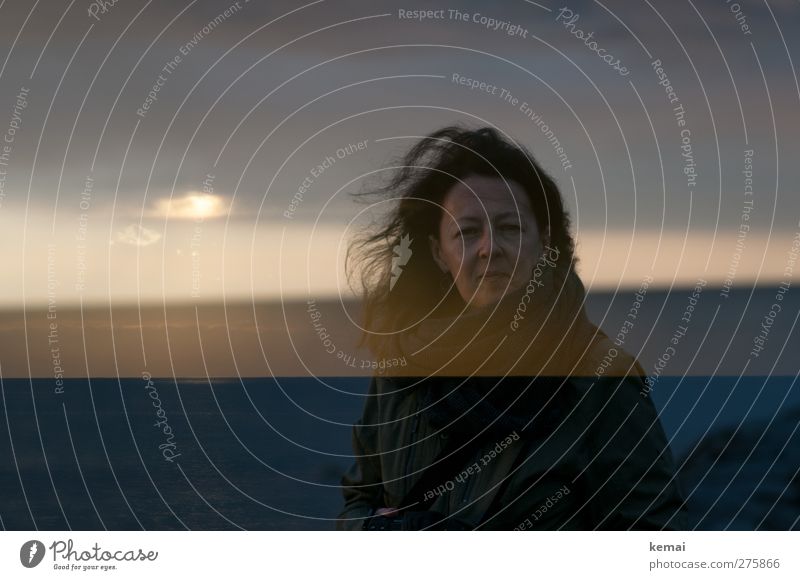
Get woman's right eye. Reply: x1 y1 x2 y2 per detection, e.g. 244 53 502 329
457 227 478 238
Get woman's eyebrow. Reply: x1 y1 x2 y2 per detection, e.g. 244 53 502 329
494 211 523 221
452 213 523 225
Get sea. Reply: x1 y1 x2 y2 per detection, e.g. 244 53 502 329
1 374 798 530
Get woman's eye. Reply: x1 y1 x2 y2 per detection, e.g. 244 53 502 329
457 227 478 238
499 224 521 232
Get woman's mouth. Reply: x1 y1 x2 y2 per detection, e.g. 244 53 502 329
480 271 509 281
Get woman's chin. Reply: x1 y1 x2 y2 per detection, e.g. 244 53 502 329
465 288 512 310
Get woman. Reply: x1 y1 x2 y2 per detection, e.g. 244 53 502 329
336 126 687 530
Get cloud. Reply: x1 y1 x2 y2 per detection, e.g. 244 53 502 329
114 224 162 247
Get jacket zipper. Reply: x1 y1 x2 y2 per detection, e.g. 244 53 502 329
459 447 479 506
404 402 420 482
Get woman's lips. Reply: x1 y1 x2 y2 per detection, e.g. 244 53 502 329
480 271 509 280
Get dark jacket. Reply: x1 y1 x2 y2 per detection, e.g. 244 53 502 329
337 373 688 530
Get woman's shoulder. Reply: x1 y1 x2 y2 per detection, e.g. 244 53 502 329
567 330 652 422
568 374 648 408
567 370 661 444
574 327 647 379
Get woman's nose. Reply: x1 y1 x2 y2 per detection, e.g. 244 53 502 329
477 227 501 259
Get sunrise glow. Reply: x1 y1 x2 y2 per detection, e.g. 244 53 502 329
154 192 228 220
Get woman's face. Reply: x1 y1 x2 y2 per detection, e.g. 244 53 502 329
430 175 547 309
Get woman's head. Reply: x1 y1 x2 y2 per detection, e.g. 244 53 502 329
430 173 548 309
348 126 576 351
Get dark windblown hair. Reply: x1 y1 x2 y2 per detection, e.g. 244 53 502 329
346 125 576 356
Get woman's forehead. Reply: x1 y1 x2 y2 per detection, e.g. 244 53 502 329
442 175 533 217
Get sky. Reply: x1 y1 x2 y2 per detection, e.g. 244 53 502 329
0 0 798 308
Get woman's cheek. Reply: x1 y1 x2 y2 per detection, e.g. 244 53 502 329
447 242 467 273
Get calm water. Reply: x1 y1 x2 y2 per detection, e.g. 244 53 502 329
1 376 798 530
